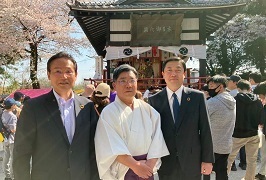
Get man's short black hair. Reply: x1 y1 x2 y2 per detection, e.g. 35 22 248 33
162 57 186 72
14 92 25 101
249 72 262 83
254 81 266 95
113 64 138 81
207 75 227 88
47 52 77 73
237 79 251 91
227 75 241 83
201 84 209 91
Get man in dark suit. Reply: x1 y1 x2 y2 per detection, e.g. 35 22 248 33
149 57 214 180
13 52 99 180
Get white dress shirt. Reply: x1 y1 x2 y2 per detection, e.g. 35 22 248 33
166 85 183 122
53 90 75 143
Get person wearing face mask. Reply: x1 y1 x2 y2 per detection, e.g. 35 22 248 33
203 75 236 180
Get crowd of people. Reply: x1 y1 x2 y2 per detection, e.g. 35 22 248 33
0 92 30 180
1 52 266 180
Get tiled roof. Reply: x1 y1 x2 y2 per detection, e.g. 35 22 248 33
68 0 247 57
73 0 247 9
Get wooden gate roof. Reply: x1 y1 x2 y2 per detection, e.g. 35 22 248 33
67 0 247 56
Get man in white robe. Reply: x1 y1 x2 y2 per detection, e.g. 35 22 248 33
95 64 169 180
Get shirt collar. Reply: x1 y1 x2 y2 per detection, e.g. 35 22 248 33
115 95 137 110
166 85 183 101
53 89 74 105
251 85 257 90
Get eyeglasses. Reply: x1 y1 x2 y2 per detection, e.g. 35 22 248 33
116 79 137 86
51 69 75 77
165 69 183 74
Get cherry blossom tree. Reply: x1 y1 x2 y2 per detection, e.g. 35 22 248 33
207 0 266 76
0 0 90 88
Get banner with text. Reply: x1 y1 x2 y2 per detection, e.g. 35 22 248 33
131 14 184 46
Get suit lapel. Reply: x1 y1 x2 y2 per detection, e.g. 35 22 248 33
44 91 70 145
74 94 82 118
176 87 191 131
72 95 86 139
160 89 175 129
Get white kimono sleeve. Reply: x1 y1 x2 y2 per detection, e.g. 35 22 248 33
144 104 170 172
95 115 131 180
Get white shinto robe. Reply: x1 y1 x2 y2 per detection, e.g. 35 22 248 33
95 97 169 180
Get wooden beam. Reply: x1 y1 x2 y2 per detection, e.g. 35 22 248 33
173 0 192 4
199 13 206 44
120 0 137 5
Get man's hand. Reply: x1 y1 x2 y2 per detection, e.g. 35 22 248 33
131 161 153 179
116 155 153 179
145 158 158 170
201 162 213 175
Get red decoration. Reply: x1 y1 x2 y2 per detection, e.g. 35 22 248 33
8 88 51 98
152 46 158 57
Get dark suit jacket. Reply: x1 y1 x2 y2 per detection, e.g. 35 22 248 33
13 90 99 180
148 87 214 176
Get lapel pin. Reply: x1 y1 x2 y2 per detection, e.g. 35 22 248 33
187 97 190 101
80 105 84 109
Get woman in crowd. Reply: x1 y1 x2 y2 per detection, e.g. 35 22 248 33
90 83 111 116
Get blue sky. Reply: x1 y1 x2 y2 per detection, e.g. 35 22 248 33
10 51 96 85
74 53 96 83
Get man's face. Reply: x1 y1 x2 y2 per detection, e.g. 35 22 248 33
162 61 185 87
11 104 17 111
249 78 255 85
47 58 77 94
227 80 236 90
259 94 265 101
113 71 137 100
208 82 221 91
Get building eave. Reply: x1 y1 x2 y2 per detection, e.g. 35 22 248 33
67 3 246 12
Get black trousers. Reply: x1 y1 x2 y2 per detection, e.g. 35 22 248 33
239 146 246 164
158 157 201 180
203 153 229 180
232 146 247 167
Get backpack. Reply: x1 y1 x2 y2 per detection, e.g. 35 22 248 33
0 109 11 139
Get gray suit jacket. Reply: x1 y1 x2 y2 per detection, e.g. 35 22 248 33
149 87 214 176
13 90 99 180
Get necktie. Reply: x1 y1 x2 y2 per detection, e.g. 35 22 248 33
172 93 180 125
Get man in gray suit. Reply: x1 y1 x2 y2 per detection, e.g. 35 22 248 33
149 57 214 180
13 52 99 180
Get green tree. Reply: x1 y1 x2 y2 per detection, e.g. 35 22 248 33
206 14 248 76
242 0 266 76
207 0 266 76
244 37 266 76
0 70 20 94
